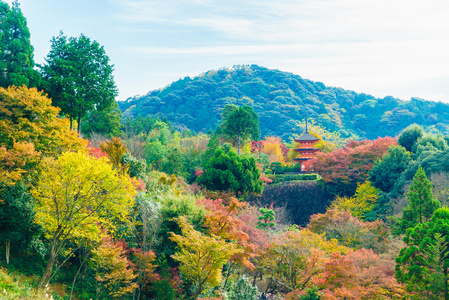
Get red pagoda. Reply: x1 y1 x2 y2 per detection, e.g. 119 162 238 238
293 118 320 172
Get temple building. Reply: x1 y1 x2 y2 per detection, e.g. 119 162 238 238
293 119 320 172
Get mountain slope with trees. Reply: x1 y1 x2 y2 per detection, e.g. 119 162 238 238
119 65 449 140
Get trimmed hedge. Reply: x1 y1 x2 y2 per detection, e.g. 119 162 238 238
266 173 318 184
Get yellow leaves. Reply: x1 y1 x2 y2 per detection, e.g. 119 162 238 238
329 181 379 218
90 236 137 298
0 141 40 184
263 229 349 291
262 141 286 165
32 150 136 242
0 85 87 156
169 216 242 295
100 137 128 170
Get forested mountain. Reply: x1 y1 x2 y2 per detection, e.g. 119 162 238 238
119 65 449 140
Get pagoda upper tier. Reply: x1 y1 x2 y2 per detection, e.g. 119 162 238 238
293 129 320 172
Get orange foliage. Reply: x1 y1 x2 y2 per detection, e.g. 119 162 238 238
100 137 128 169
0 141 40 184
251 136 289 162
199 197 256 270
90 236 137 298
312 249 407 300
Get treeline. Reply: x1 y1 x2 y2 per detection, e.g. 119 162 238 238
119 64 449 141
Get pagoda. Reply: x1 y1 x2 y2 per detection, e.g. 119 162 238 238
293 117 320 172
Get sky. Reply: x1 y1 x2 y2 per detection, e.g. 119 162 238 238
6 0 449 102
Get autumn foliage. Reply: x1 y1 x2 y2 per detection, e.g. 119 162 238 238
312 137 397 196
199 197 256 270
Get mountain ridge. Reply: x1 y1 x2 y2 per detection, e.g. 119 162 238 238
118 65 449 140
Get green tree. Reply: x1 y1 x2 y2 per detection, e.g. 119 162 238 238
256 207 275 229
370 145 411 193
0 0 40 88
31 150 136 287
398 124 424 153
395 207 449 299
40 33 117 133
221 105 259 155
0 182 40 264
81 101 122 137
394 167 440 235
197 147 263 197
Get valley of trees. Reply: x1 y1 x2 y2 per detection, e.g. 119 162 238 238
4 1 449 300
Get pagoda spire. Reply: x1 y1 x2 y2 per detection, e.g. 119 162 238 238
305 111 309 133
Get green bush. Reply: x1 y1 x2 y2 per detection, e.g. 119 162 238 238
226 275 258 300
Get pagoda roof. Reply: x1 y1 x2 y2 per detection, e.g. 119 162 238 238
294 148 320 152
295 131 319 142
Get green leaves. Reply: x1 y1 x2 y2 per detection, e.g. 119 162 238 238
40 32 117 133
0 1 40 88
395 207 449 297
197 147 263 197
393 167 440 235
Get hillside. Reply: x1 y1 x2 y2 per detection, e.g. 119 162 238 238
119 65 449 140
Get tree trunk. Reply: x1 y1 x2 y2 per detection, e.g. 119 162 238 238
445 266 448 300
5 240 10 264
77 114 81 134
238 135 241 155
70 251 88 300
39 243 57 288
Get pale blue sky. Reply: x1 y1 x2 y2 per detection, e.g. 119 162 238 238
8 0 449 102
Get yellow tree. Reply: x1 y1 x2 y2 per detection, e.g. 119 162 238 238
31 150 136 287
100 137 128 170
262 140 286 165
0 86 86 185
328 181 379 219
263 229 349 292
0 86 86 157
90 236 138 299
169 216 242 299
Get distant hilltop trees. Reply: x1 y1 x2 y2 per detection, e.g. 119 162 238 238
119 65 449 140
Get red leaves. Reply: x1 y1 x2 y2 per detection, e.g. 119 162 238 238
199 197 257 270
87 141 108 158
312 137 396 195
313 249 406 299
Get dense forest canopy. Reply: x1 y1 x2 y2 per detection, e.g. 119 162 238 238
119 65 449 141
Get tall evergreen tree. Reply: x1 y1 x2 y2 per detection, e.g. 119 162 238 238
221 105 259 155
395 207 449 299
40 33 118 133
394 167 440 235
0 0 40 88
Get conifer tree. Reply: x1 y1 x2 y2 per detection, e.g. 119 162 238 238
394 167 440 235
0 0 40 88
40 33 118 133
221 105 259 155
395 207 449 299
